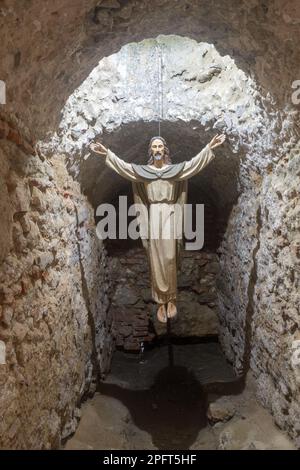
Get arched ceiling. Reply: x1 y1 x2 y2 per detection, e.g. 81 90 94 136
1 0 299 139
49 35 250 212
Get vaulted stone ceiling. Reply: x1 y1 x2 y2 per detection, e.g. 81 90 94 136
50 36 248 213
1 0 299 139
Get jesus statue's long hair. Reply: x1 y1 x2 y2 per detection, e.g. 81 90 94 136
147 136 172 165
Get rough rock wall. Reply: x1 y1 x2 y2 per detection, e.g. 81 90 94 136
217 178 262 373
251 143 300 446
217 142 300 446
0 121 114 449
109 248 219 351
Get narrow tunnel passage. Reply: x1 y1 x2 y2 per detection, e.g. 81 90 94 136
54 36 296 450
1 5 299 451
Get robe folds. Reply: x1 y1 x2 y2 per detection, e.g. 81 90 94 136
105 145 215 304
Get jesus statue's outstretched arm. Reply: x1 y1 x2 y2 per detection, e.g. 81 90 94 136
177 142 216 181
104 149 142 182
90 142 141 181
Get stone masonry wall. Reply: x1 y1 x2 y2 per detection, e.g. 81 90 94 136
217 142 300 446
109 248 220 351
251 143 300 446
217 179 261 373
0 119 114 449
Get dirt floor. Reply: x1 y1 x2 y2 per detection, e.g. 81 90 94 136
64 341 296 450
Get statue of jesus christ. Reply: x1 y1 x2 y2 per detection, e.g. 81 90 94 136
90 133 225 323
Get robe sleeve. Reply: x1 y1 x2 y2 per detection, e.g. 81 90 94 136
105 149 142 182
176 144 215 181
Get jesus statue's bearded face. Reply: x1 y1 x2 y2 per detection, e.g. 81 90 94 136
147 136 172 166
151 138 165 163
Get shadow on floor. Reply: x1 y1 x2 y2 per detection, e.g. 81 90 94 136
99 365 206 450
98 341 241 450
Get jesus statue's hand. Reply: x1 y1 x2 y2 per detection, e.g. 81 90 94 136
208 134 226 149
90 141 108 157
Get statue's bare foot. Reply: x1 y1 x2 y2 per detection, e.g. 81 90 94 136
157 304 167 323
167 300 177 319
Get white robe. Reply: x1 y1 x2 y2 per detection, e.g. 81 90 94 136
105 145 215 304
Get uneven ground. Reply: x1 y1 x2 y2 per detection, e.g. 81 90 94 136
64 342 295 450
